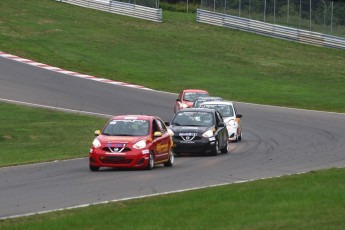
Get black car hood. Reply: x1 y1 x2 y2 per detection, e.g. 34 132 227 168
169 125 211 134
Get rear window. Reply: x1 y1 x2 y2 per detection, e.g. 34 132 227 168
201 104 234 117
183 92 209 102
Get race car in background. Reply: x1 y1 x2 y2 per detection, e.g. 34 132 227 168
192 96 223 108
200 101 243 142
89 115 174 171
169 108 229 156
174 89 209 113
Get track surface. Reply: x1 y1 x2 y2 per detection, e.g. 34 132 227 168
1 56 345 219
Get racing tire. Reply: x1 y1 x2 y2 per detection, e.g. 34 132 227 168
89 165 100 172
164 150 174 167
147 152 155 170
237 133 242 141
210 140 219 156
221 141 228 154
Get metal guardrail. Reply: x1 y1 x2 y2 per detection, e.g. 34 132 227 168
56 0 162 22
196 9 345 50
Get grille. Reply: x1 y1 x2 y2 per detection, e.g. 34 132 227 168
100 156 132 164
174 136 202 141
101 147 131 153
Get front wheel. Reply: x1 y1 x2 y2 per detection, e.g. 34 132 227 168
164 150 174 167
210 140 219 156
237 132 242 141
221 141 228 154
147 152 155 170
89 165 100 172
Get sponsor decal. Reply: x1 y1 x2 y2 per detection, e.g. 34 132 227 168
179 133 197 136
156 143 169 153
107 143 126 153
142 149 150 154
179 132 197 141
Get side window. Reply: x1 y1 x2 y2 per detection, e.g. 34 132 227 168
152 120 160 133
155 119 167 133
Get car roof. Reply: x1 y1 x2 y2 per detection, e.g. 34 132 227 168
178 108 217 113
200 100 234 105
110 115 156 121
195 96 223 101
182 89 209 93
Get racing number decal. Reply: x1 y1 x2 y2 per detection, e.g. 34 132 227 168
156 142 169 153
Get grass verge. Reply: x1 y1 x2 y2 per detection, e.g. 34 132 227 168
1 0 345 112
1 168 345 229
0 102 107 167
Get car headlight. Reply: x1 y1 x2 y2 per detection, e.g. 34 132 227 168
133 140 147 149
202 129 214 138
92 138 101 148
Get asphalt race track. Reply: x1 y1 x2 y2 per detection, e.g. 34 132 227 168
1 56 345 219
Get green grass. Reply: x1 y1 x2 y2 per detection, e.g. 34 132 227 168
0 103 107 167
1 0 345 113
1 168 345 229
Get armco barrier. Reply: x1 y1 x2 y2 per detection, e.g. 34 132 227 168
56 0 162 22
197 9 345 50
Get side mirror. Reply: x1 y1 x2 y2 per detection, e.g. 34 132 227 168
176 98 181 102
217 122 226 128
153 131 163 137
236 114 242 118
164 121 170 126
94 130 101 136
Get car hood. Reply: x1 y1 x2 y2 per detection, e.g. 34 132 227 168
223 117 235 123
98 135 144 144
170 125 211 134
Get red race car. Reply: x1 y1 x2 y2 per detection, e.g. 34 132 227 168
174 89 209 113
89 115 174 171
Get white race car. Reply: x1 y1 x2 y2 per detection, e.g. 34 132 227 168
200 101 243 142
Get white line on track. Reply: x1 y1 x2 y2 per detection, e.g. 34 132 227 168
0 51 153 90
0 98 112 118
4 50 342 116
1 173 311 220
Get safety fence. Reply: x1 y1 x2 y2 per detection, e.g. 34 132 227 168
56 0 162 22
196 9 345 49
199 0 345 38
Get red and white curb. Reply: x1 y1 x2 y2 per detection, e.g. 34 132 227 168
0 51 152 90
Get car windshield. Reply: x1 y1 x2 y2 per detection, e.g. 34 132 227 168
172 111 214 127
183 92 208 102
201 104 234 117
193 97 223 108
102 119 149 136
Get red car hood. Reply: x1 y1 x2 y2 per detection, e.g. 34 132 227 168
98 135 145 144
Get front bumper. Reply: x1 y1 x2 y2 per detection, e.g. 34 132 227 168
89 147 150 169
172 136 216 154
